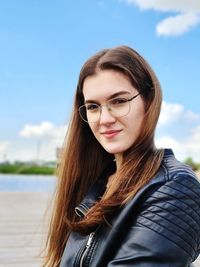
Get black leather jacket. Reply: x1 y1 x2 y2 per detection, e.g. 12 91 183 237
60 149 200 267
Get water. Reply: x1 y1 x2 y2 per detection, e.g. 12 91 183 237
0 174 56 192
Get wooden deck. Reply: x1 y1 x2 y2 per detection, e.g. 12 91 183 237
0 192 51 267
0 191 200 267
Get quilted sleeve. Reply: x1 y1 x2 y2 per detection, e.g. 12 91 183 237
108 175 200 267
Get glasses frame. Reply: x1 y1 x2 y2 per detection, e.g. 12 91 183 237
78 92 141 123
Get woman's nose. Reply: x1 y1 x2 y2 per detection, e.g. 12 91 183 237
99 105 116 125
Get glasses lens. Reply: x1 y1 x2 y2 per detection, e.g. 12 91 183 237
79 104 100 123
109 98 130 118
79 106 88 122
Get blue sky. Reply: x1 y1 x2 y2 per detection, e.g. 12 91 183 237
1 0 200 163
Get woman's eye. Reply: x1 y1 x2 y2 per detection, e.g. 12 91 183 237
86 104 99 111
111 98 127 105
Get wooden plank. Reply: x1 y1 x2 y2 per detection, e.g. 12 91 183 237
0 192 51 266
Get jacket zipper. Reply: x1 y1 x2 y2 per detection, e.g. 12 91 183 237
79 232 95 267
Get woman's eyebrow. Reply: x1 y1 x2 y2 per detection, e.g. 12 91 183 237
84 90 131 104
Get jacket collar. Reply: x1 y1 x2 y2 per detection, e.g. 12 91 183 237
163 148 174 158
75 162 116 217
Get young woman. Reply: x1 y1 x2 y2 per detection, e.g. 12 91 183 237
43 46 200 267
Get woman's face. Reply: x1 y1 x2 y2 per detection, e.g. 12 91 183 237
82 70 145 157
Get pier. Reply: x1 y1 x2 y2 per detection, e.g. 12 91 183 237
0 192 51 267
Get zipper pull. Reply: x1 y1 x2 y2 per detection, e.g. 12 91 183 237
79 232 95 267
86 232 95 248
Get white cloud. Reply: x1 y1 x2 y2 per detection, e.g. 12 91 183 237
156 136 182 150
20 121 55 138
0 141 10 161
122 0 200 36
51 125 68 141
158 101 200 126
157 12 200 36
20 121 68 140
155 136 185 160
156 123 200 162
156 101 200 161
185 110 200 121
186 125 200 153
0 141 10 152
158 101 184 125
1 122 68 162
10 138 62 162
124 0 200 12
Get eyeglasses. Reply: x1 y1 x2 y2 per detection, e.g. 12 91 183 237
78 93 141 123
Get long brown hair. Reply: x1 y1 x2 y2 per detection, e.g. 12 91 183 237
42 46 164 266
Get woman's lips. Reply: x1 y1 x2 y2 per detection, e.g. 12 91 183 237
101 130 122 139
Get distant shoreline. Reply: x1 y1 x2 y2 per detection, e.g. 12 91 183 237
0 163 56 175
1 163 199 177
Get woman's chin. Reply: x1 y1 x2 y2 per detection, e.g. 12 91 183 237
103 145 126 155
